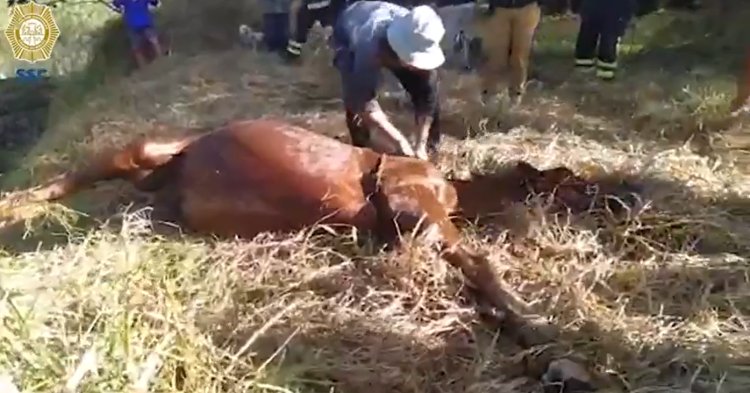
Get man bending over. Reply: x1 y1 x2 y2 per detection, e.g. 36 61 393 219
331 1 446 160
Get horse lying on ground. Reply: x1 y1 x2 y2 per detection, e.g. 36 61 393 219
0 119 636 347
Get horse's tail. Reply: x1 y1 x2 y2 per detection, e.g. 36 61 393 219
0 135 199 215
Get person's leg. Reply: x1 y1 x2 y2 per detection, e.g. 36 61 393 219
595 34 617 80
262 13 277 50
544 0 566 15
263 12 289 51
474 8 512 97
570 0 582 14
318 0 339 29
573 2 599 72
596 11 625 80
508 2 541 100
142 27 163 59
435 4 467 69
127 28 148 68
287 0 321 58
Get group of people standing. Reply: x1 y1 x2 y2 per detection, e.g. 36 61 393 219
260 0 351 61
110 0 746 163
257 0 636 161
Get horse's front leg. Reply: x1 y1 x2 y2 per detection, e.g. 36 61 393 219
373 182 559 347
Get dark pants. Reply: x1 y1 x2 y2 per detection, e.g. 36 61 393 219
294 2 336 43
346 68 442 154
263 12 290 52
574 0 631 78
288 0 348 56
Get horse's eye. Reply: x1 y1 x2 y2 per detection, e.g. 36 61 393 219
585 184 599 196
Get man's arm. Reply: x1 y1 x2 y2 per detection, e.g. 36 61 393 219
360 101 416 157
342 54 416 157
391 67 439 159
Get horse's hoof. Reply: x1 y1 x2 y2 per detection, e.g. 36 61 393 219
542 358 596 393
515 314 560 347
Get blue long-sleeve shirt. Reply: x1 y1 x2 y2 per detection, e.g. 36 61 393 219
113 0 159 30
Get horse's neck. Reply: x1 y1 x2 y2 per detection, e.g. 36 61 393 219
450 175 529 219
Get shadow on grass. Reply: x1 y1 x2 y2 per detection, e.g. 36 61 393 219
581 170 750 257
195 228 749 392
191 232 544 392
0 78 55 174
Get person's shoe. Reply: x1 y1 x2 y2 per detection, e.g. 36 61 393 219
280 48 302 64
574 58 596 74
595 68 615 81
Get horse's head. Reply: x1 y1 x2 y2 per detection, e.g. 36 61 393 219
513 162 641 214
451 161 642 220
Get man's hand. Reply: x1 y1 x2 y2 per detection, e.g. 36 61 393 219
398 139 417 158
362 108 417 158
415 145 429 161
414 114 433 161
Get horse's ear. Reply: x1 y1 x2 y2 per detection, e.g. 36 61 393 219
513 161 541 178
543 167 576 183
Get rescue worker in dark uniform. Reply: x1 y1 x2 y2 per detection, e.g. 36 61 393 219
262 0 292 53
573 0 635 80
285 0 350 60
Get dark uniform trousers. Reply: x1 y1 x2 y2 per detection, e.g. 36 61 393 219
574 0 634 80
263 13 291 52
346 67 442 155
287 0 350 57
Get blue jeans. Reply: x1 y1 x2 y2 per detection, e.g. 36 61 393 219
263 13 290 51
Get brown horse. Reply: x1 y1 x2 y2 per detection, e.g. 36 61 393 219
0 118 630 346
731 49 750 114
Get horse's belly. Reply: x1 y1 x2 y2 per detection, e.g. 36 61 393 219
175 141 378 238
180 185 378 238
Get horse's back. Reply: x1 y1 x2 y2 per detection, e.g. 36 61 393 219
176 119 378 237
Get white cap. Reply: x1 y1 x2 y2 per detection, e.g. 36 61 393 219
386 5 446 71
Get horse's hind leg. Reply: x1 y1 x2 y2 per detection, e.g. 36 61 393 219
2 136 197 206
129 151 187 233
131 152 185 192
